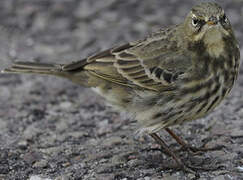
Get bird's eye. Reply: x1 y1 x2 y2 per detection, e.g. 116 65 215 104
192 18 199 27
221 14 228 23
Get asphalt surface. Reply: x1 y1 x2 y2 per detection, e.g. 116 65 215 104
0 0 243 179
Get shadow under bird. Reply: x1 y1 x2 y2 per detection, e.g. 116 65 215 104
2 2 240 173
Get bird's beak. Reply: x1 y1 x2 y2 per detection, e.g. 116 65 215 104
207 21 217 26
206 16 218 26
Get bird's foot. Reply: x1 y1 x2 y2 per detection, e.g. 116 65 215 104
178 144 225 155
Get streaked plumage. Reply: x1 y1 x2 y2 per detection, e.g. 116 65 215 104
2 2 240 172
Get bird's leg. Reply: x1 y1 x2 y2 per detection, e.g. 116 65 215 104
150 133 195 173
165 128 187 147
165 128 223 154
150 133 223 173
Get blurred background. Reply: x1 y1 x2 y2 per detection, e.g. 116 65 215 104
0 0 242 179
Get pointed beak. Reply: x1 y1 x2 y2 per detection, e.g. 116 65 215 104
206 16 218 26
207 21 217 25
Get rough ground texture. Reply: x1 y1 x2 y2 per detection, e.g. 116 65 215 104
0 0 243 179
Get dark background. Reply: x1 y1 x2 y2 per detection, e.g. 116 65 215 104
0 0 243 179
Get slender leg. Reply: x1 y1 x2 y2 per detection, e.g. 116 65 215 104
150 132 222 173
150 133 195 173
165 128 224 154
165 128 187 147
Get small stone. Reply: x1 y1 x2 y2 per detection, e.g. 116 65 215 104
96 165 113 174
55 175 69 180
40 147 61 155
96 174 114 180
162 173 180 180
33 159 48 168
236 166 243 172
62 162 71 167
111 154 126 165
102 136 123 147
59 101 72 109
99 158 108 163
97 120 112 135
188 173 197 179
17 140 28 149
230 129 243 137
127 159 143 167
239 108 243 118
29 175 52 180
67 131 88 138
144 176 150 180
213 175 225 180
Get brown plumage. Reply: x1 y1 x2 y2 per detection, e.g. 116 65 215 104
2 2 240 172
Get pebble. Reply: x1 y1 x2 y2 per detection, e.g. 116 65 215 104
33 159 48 168
111 154 126 165
55 175 70 180
29 175 52 180
213 175 225 180
102 136 123 147
236 166 243 172
59 101 72 109
17 140 28 149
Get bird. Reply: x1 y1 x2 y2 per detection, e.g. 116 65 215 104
1 2 240 172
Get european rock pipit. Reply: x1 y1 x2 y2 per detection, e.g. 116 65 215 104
2 2 240 172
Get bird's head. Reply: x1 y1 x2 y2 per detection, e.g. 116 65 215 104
183 2 234 47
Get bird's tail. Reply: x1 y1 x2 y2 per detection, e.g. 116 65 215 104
1 60 93 87
1 61 66 77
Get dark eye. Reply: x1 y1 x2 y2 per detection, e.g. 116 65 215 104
221 14 228 23
192 18 199 27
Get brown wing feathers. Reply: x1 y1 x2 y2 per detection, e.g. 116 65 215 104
3 42 180 91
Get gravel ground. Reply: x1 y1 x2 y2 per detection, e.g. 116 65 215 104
0 0 243 179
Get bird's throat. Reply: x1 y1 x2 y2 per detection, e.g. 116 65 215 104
204 31 225 58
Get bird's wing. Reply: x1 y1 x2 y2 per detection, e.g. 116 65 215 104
62 28 192 91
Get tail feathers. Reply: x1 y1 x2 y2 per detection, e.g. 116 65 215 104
2 61 64 75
